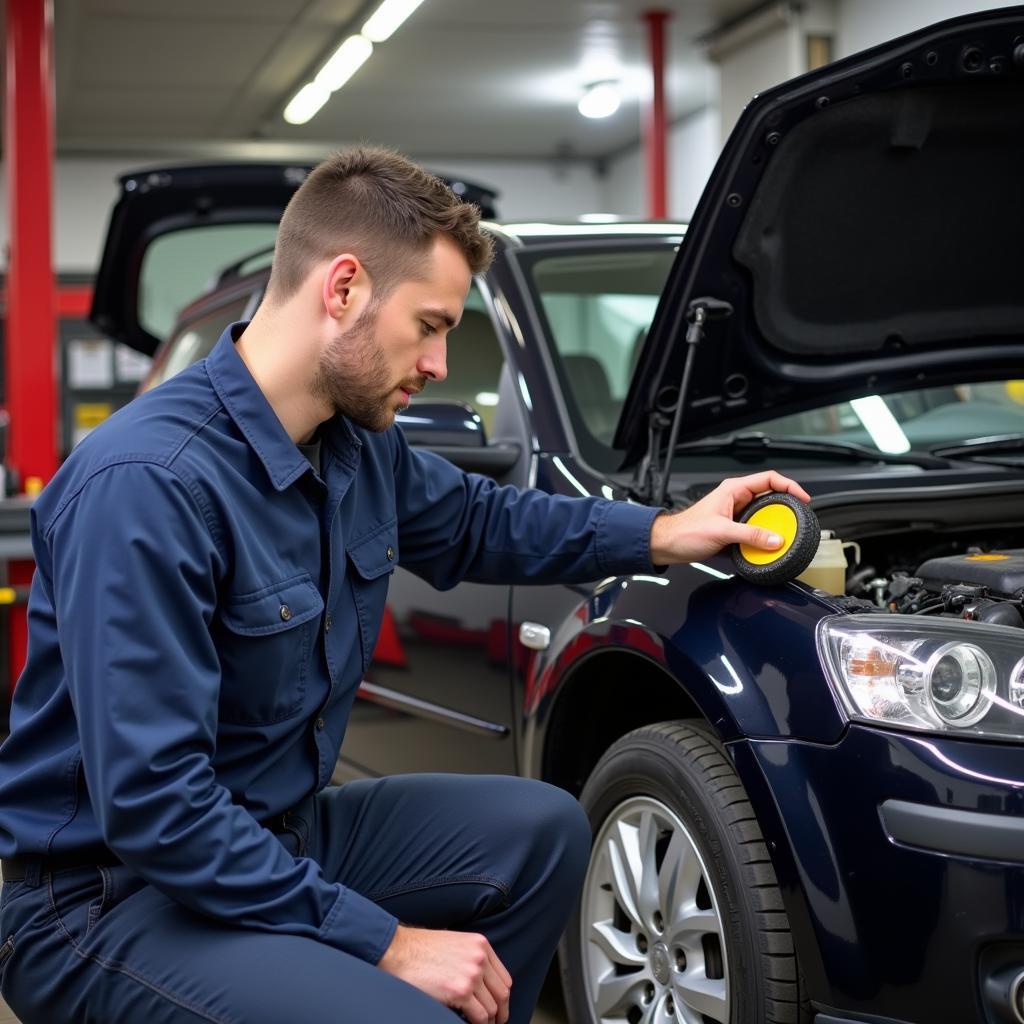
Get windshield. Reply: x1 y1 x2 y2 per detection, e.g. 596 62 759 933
139 225 277 342
524 244 678 468
526 246 1024 467
749 383 1024 453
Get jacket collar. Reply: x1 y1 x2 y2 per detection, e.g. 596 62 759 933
205 322 360 491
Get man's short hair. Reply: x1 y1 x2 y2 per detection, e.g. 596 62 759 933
266 146 495 303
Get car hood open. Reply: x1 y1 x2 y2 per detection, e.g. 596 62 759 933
616 6 1024 466
91 163 311 356
90 164 499 356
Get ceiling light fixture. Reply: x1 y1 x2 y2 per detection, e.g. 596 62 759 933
283 82 332 126
362 0 427 43
283 1 425 125
578 81 621 119
284 35 373 125
315 34 374 91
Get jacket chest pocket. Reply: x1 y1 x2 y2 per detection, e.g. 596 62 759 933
347 524 398 673
216 574 324 724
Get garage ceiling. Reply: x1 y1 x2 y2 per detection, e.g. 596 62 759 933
52 0 751 162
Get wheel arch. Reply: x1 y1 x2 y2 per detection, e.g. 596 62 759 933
538 646 713 798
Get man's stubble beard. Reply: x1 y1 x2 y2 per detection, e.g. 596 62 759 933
311 303 422 433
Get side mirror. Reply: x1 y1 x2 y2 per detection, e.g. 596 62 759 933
397 401 486 448
397 401 520 476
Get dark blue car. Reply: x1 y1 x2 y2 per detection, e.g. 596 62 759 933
90 9 1024 1023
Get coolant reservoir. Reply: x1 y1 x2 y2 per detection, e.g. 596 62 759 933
797 531 860 595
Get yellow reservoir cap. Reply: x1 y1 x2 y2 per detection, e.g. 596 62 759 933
1005 380 1024 404
739 503 798 565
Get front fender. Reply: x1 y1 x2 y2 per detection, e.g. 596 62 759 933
520 560 847 772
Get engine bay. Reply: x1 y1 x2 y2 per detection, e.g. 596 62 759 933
843 530 1024 627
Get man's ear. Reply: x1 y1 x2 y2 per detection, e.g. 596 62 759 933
322 254 366 322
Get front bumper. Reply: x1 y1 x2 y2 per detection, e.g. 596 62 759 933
732 724 1024 1024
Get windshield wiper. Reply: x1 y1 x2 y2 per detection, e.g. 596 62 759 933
930 434 1024 464
672 431 950 469
929 434 1024 458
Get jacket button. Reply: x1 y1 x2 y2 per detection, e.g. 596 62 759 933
386 546 395 560
324 614 332 633
279 605 292 621
315 717 325 731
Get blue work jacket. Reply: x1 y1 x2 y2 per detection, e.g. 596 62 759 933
0 324 660 963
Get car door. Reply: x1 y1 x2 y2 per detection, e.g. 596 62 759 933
90 163 309 356
339 282 521 778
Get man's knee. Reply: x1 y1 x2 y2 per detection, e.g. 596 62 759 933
511 780 592 886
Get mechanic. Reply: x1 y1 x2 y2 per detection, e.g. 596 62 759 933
0 147 809 1024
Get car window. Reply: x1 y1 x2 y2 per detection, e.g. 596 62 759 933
525 246 676 453
139 225 277 343
144 283 506 438
414 283 504 437
526 247 1024 465
142 294 253 392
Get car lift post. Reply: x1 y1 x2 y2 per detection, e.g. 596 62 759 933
5 0 58 691
642 9 670 220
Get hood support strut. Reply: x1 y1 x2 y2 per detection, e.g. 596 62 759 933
647 296 733 508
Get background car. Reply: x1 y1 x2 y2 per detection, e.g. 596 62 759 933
90 10 1024 1024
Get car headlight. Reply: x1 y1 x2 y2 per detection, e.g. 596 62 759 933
817 614 1024 741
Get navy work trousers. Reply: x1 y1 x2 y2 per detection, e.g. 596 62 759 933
0 774 591 1023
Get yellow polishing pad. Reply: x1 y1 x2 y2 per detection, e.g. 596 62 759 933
739 503 798 565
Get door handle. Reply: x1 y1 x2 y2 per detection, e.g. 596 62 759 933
518 621 550 651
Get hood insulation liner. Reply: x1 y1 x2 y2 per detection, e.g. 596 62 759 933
733 82 1024 358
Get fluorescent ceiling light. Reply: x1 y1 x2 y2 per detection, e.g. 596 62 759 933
579 213 620 223
285 35 372 126
578 82 621 119
474 391 499 407
315 34 373 91
363 0 427 42
284 82 331 125
284 1 424 125
850 395 911 454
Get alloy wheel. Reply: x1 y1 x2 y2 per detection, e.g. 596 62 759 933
580 795 730 1024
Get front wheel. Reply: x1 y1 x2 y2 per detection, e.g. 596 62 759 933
560 720 808 1024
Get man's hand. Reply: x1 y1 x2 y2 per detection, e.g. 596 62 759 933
649 470 812 565
378 924 512 1024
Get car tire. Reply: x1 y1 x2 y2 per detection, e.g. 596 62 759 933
560 719 809 1024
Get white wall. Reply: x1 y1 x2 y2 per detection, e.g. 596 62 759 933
52 159 129 273
711 0 838 143
598 0 1010 223
717 26 799 144
837 0 1010 57
1 153 607 274
601 104 721 221
436 158 604 224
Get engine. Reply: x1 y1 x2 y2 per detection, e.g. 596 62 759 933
873 549 1024 627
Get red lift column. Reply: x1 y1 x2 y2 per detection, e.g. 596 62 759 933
642 9 670 219
5 0 58 690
